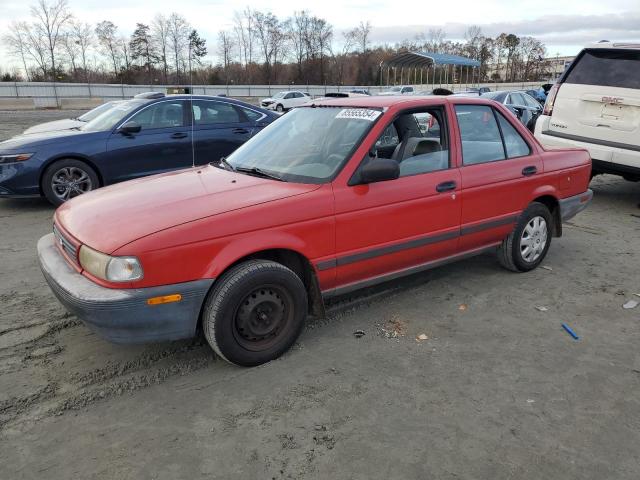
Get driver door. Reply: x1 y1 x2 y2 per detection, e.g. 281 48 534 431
103 100 191 183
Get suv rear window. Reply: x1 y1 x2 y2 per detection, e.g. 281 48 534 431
565 49 640 89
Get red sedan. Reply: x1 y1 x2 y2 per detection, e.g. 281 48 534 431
38 96 593 366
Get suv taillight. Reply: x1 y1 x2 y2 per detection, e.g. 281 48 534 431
543 83 560 116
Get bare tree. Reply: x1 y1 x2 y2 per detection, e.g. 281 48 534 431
233 7 255 72
61 31 79 78
310 16 332 83
426 28 446 52
288 10 311 81
353 21 371 53
217 30 235 83
95 20 121 78
3 22 33 81
332 29 356 85
69 20 93 83
167 12 190 83
151 14 170 83
30 0 73 80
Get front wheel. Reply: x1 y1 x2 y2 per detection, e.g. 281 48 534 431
497 202 552 272
276 104 284 113
202 260 307 366
42 159 99 206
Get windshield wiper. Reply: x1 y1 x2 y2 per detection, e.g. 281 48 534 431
235 166 285 181
210 157 236 172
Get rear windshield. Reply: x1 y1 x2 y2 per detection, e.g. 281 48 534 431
565 49 640 89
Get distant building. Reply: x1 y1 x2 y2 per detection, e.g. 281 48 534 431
485 55 575 83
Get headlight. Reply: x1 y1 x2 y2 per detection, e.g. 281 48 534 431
79 245 143 282
0 153 34 165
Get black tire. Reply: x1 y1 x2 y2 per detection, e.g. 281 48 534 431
42 159 99 207
497 202 552 272
276 104 284 112
202 260 307 367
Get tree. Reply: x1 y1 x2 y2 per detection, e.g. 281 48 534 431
69 20 93 83
151 14 170 83
3 22 33 81
233 7 254 71
353 21 371 53
188 29 207 66
30 0 73 80
217 30 235 83
167 13 190 83
130 23 157 82
95 21 120 78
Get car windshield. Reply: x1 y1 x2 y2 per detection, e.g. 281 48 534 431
273 92 286 98
77 102 117 122
481 91 505 101
80 100 146 131
226 106 381 183
389 87 401 92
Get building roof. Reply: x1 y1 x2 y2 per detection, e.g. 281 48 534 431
384 51 481 68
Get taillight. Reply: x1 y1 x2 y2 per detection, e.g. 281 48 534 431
543 83 560 116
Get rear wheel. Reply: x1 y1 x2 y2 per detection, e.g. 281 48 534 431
42 159 99 206
497 202 552 272
202 260 307 367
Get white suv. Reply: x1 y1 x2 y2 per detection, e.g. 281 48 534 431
535 42 640 181
260 91 310 112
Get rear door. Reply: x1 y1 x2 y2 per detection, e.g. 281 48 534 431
548 48 640 167
190 99 254 165
455 104 543 251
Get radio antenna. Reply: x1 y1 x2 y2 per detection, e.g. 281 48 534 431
189 42 195 168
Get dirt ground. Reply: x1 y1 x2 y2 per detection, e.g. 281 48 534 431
1 110 640 479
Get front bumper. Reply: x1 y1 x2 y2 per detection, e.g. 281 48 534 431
37 233 214 343
559 189 593 222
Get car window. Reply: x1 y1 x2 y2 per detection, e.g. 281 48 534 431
191 101 241 125
565 49 640 89
131 101 184 130
372 109 448 177
455 105 506 165
523 94 540 108
510 92 526 105
239 107 263 122
496 112 531 158
284 93 294 99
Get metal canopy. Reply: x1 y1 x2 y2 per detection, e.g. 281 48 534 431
384 51 481 68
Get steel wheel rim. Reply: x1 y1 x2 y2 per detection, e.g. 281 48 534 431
232 285 293 352
520 215 548 263
51 166 93 201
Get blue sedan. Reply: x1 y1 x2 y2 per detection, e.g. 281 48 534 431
0 94 279 205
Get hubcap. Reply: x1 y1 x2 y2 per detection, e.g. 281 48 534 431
520 216 548 263
234 286 291 351
51 167 92 201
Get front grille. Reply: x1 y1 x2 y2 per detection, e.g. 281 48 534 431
53 224 79 265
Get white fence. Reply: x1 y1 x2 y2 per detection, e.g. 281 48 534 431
0 81 542 109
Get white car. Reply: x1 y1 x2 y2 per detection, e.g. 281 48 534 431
260 91 310 112
535 41 640 181
22 101 122 135
379 86 415 96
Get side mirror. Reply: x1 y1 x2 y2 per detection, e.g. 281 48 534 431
357 158 400 184
118 121 141 135
513 107 525 119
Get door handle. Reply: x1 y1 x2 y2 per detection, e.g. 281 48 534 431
522 166 537 176
171 132 188 139
436 181 457 193
233 128 249 134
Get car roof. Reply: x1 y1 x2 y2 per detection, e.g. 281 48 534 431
149 95 272 111
586 41 640 50
304 95 494 109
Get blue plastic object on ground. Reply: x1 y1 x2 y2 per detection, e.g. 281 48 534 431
562 323 580 340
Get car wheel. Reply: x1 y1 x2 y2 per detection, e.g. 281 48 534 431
497 202 552 272
276 104 284 112
202 260 307 367
42 159 99 206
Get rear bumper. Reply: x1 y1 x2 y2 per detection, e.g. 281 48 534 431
559 189 593 222
37 233 214 343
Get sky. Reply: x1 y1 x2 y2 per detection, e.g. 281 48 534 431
1 0 639 71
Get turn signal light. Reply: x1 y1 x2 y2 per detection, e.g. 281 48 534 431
147 294 182 305
543 84 560 116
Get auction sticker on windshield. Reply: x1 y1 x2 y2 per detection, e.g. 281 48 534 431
335 109 382 121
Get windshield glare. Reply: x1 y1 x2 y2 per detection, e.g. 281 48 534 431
78 101 117 122
80 100 145 131
390 87 401 92
273 92 286 98
226 107 381 183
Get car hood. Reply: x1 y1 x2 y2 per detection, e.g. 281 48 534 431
56 165 321 254
23 118 84 135
0 128 103 152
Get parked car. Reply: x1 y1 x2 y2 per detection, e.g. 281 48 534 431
0 95 278 205
260 91 311 112
379 85 415 95
525 88 547 104
38 95 592 367
22 101 122 135
481 90 543 131
535 41 640 181
453 87 491 96
349 89 371 95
